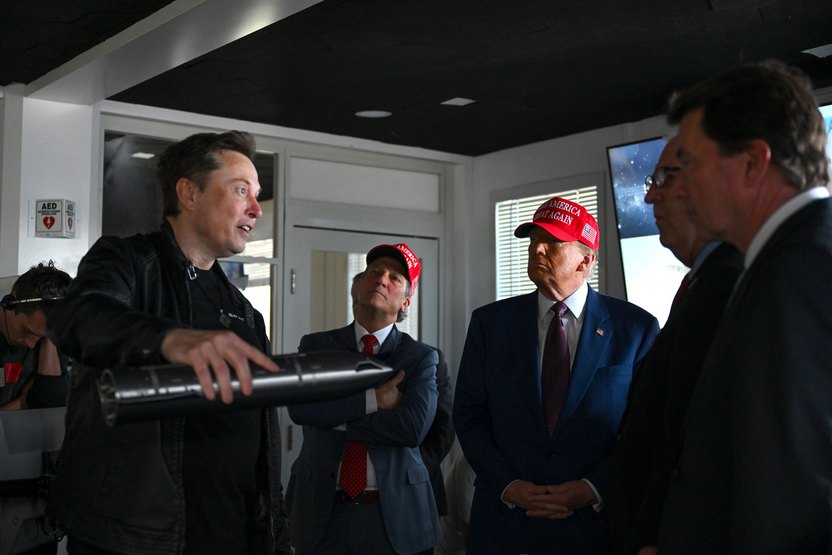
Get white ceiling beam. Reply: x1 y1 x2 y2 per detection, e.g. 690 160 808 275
26 0 322 104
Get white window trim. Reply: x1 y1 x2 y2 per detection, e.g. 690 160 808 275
492 172 607 301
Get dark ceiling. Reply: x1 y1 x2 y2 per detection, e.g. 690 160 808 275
2 0 832 156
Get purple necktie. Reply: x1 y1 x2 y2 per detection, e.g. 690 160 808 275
541 302 570 437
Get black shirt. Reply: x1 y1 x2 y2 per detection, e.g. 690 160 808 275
183 265 266 554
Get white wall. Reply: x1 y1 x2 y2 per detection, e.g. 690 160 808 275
1 87 98 278
19 98 98 276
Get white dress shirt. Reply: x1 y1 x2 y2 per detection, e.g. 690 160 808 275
334 320 394 491
745 187 830 268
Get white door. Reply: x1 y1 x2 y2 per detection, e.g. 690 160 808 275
278 225 439 484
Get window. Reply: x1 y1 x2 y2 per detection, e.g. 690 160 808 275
495 186 600 300
220 237 276 340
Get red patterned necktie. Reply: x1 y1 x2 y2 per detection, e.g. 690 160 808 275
670 272 692 312
541 302 570 437
339 334 378 499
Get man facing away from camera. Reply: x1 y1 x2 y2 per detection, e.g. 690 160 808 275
47 131 290 554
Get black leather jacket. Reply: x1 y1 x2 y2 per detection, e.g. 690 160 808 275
47 222 290 554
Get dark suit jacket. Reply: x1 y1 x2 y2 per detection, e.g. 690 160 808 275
420 349 455 517
286 324 441 554
660 198 832 553
454 287 659 554
607 242 743 554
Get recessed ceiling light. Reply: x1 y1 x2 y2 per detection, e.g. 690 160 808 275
441 97 476 107
131 152 155 159
355 110 392 118
803 43 832 58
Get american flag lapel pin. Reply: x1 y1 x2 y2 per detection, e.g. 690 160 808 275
596 328 605 337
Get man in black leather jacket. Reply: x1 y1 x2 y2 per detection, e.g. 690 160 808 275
47 131 290 554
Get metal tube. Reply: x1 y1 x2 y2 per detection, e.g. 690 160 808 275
97 350 392 426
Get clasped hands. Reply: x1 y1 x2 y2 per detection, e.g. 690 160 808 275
502 479 597 519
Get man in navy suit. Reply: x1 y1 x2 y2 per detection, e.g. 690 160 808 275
454 197 659 554
607 138 743 554
351 271 456 552
287 243 441 554
658 61 832 552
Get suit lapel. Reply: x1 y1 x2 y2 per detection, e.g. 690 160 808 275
508 292 548 432
376 325 400 360
561 287 611 422
335 324 359 352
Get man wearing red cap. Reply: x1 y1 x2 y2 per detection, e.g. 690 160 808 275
454 197 659 554
287 243 441 554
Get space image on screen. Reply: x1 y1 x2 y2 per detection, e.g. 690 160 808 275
607 103 832 328
607 137 683 326
822 103 832 168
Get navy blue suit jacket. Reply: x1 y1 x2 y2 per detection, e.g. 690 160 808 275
454 287 659 554
286 324 441 554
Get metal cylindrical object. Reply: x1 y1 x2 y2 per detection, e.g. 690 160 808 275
97 350 392 426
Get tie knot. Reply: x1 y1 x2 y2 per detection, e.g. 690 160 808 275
552 301 568 319
361 334 378 356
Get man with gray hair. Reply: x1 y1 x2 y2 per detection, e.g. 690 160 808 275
607 138 742 554
287 243 441 554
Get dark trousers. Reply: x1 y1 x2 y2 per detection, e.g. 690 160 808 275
296 500 398 555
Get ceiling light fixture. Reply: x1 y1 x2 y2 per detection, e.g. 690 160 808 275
441 97 476 107
803 43 832 58
355 110 392 118
131 152 155 159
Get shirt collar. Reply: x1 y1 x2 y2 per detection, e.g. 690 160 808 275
537 281 588 323
745 187 830 268
354 320 394 350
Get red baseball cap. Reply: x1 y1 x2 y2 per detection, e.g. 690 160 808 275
366 243 421 294
514 196 600 250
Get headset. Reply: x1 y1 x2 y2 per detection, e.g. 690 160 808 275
0 294 64 310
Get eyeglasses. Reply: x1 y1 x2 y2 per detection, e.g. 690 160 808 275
643 166 681 194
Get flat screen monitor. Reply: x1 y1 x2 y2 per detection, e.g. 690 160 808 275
822 103 832 164
608 103 832 328
607 137 687 327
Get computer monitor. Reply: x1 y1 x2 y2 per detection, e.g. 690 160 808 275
607 137 686 327
821 103 832 164
607 103 832 328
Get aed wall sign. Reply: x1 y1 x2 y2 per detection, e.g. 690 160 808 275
34 199 76 238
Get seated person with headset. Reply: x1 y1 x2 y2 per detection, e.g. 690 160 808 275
0 261 72 410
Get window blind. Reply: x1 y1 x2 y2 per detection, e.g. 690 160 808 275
495 186 600 300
